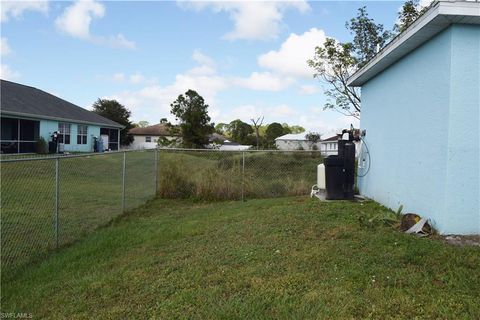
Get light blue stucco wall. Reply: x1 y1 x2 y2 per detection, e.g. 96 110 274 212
358 24 479 234
39 120 101 152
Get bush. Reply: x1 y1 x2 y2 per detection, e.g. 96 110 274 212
35 137 48 154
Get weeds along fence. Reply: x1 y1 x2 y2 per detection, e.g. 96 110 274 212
1 148 322 276
157 148 323 201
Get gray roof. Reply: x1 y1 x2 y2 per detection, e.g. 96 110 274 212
0 80 123 128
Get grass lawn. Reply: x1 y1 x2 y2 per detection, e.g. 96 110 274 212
2 196 479 319
1 151 156 273
1 150 321 273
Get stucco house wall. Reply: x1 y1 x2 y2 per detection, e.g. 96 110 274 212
40 119 102 152
358 24 479 234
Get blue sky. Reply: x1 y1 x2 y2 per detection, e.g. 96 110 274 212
1 0 405 135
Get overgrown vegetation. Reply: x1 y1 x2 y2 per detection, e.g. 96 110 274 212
2 197 479 318
157 151 323 200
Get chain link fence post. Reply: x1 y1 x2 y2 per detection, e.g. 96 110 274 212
154 148 158 195
121 151 126 212
54 157 60 249
241 151 245 201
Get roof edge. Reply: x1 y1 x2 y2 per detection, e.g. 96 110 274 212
0 110 124 129
347 0 480 87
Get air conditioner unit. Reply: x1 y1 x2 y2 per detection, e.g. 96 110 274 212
317 163 325 190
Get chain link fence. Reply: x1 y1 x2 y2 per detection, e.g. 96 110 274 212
157 149 323 201
1 150 156 278
1 148 322 277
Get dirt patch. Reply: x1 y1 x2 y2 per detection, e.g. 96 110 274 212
442 235 480 247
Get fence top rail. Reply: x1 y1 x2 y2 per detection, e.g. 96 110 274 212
0 147 324 163
0 148 157 163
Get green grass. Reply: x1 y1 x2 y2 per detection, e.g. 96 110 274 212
1 151 156 274
1 150 321 275
2 197 479 319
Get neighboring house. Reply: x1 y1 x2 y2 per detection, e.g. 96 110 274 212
208 133 251 151
276 133 341 155
0 80 123 154
348 0 479 234
128 123 179 149
319 135 340 156
275 133 321 151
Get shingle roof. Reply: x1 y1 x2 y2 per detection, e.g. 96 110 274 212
0 80 123 128
128 123 179 136
275 133 307 141
322 135 339 142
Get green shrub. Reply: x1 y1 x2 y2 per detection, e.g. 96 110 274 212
35 137 48 154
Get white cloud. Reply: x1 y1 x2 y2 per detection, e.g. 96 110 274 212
218 103 297 125
192 49 215 67
129 73 145 84
105 72 157 85
1 64 21 80
1 37 12 56
298 84 318 95
179 1 310 41
111 72 125 82
258 27 327 78
104 33 136 50
105 51 227 122
189 50 217 75
55 0 136 49
233 72 295 91
0 0 48 22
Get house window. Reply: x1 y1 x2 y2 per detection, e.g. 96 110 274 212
145 136 152 142
77 125 88 144
58 123 71 144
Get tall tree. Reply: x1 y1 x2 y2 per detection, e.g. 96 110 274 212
394 0 428 33
170 90 214 148
282 124 305 134
346 7 393 68
308 6 392 119
265 122 285 147
215 123 229 135
92 98 134 145
136 121 150 128
250 117 264 150
227 119 254 145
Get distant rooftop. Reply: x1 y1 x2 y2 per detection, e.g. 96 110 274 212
128 123 179 136
348 0 480 86
275 133 339 142
275 133 308 141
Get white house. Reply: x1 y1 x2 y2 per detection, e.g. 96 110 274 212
319 135 340 156
275 133 340 155
128 123 179 149
275 133 320 151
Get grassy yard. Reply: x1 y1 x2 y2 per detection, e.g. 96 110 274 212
1 150 321 274
2 196 479 319
1 151 156 273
